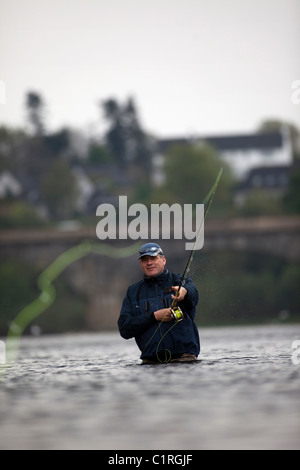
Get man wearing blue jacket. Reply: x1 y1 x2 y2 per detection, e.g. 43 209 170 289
118 242 200 364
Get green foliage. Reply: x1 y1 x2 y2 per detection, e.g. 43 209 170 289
101 97 153 182
193 251 300 326
40 159 79 218
258 119 300 161
239 189 284 216
284 170 300 214
43 129 70 157
87 143 112 164
26 91 46 135
0 126 28 173
161 142 235 211
0 261 38 335
33 279 87 334
0 260 87 336
0 201 44 228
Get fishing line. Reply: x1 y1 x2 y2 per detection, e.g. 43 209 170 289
1 241 140 381
153 168 223 363
170 168 223 310
1 169 223 377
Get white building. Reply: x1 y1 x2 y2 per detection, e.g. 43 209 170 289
0 171 22 198
202 126 292 179
154 126 293 184
72 167 94 211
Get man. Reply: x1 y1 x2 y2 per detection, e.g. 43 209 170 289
118 242 200 364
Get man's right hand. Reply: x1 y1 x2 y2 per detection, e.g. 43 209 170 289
154 308 173 322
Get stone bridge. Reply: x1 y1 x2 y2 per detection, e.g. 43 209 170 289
0 216 299 330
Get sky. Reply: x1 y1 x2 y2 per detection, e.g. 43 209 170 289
0 0 299 139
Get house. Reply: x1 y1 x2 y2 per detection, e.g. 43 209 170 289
153 126 293 184
234 165 291 206
0 171 22 198
203 126 292 179
72 167 94 212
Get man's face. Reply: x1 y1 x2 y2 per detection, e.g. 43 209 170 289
139 255 166 277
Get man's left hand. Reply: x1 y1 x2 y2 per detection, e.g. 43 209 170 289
171 286 187 302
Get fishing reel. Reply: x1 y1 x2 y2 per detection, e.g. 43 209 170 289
171 306 184 322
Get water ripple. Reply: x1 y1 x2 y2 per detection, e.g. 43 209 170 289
0 324 300 450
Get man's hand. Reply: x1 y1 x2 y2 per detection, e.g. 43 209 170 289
171 286 187 302
154 287 187 322
154 308 173 322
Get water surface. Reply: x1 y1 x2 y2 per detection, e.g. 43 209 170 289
0 324 299 450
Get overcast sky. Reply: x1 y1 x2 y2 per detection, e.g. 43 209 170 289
0 0 299 139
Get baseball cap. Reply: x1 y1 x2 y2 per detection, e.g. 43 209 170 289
138 243 164 260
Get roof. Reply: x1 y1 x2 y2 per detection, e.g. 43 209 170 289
0 170 22 197
204 132 283 151
158 132 283 153
236 165 291 191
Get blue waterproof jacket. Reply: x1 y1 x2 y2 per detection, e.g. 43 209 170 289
118 269 200 361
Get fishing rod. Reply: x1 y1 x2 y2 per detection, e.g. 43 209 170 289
170 168 223 322
145 168 224 363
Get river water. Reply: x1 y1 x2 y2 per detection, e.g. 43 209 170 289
0 324 300 450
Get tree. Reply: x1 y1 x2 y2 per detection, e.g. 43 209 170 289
161 142 234 212
258 119 300 161
0 126 27 173
41 159 79 218
0 261 38 336
43 129 70 158
102 98 126 168
284 169 300 214
26 91 46 136
101 97 153 183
